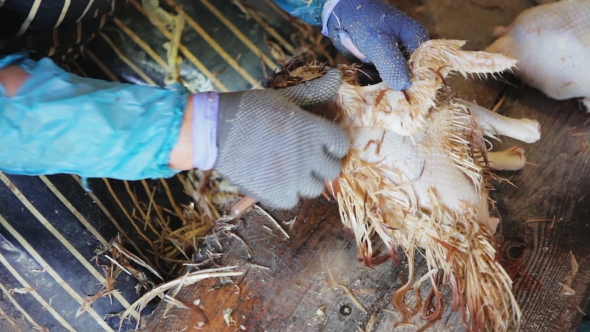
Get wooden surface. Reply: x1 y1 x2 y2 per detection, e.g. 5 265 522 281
144 1 590 331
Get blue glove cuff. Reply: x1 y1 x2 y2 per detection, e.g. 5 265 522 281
0 54 189 180
321 0 342 36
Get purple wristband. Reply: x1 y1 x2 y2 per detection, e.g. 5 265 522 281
192 91 220 170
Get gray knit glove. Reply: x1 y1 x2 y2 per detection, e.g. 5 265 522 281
216 69 349 210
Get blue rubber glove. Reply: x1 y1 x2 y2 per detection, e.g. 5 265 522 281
323 0 429 90
0 53 188 180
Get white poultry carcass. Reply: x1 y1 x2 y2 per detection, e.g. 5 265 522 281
272 39 541 331
486 0 590 109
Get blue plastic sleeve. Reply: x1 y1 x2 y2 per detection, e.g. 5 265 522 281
273 0 327 25
0 54 189 180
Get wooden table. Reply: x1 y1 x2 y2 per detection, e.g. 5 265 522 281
137 1 590 331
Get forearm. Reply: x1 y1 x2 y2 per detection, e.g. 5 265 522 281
0 66 27 97
169 95 194 170
0 55 196 180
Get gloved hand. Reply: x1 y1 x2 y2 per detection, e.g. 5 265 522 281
216 69 350 209
323 0 429 90
0 53 349 209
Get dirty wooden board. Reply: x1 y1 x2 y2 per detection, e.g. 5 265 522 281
143 1 590 331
